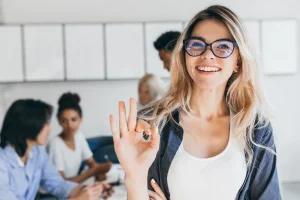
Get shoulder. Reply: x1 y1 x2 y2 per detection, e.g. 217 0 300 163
75 131 87 141
47 137 64 155
0 149 9 172
253 120 275 148
48 136 64 147
32 146 49 163
0 158 9 182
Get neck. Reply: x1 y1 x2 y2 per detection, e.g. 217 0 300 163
189 84 229 119
60 131 75 141
18 140 35 164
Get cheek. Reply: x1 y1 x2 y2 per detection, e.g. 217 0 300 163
37 131 49 144
185 56 196 74
74 121 81 128
221 58 236 74
61 123 67 128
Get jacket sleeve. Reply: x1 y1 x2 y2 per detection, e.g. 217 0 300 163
250 123 282 200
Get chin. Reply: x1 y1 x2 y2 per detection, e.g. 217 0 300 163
37 137 49 146
37 141 47 146
193 80 221 89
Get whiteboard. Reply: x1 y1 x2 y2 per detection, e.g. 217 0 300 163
65 24 105 80
0 26 23 82
243 20 261 59
145 23 183 78
24 25 64 81
106 23 145 79
261 20 298 75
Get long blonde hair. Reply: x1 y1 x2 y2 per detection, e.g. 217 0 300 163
139 5 273 166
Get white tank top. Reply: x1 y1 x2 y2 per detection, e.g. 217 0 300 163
167 120 247 200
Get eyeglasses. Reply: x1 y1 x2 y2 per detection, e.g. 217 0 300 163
183 37 237 58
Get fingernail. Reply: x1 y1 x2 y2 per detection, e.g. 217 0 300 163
148 129 152 135
151 179 156 184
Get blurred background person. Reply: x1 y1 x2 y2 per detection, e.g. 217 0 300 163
137 74 165 111
154 31 181 72
48 92 112 183
0 99 108 200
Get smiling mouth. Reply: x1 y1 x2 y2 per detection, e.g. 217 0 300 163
196 66 221 72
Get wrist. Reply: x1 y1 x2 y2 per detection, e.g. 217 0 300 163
125 175 149 200
125 173 148 187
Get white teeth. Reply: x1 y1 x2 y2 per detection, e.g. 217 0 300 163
197 66 220 72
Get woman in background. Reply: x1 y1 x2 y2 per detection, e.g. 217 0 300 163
48 92 112 184
137 74 165 111
0 99 109 200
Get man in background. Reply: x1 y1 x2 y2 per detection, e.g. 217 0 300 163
153 31 181 72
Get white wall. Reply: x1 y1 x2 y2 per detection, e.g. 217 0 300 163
1 0 300 182
1 0 300 23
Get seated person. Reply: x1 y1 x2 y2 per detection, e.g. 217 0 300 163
137 74 165 111
48 92 112 183
0 99 111 200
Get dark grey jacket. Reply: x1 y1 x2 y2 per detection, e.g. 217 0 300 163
147 110 282 200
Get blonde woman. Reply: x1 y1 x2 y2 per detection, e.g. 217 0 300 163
110 5 281 200
137 74 165 111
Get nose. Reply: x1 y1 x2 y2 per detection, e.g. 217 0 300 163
200 46 215 60
66 121 72 129
163 61 169 69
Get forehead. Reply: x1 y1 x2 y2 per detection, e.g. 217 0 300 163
61 109 79 117
139 83 150 90
191 19 234 43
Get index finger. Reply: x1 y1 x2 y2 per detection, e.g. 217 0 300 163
148 190 163 200
151 179 167 200
110 115 120 141
119 101 128 137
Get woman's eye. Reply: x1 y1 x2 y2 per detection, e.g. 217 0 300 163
218 44 230 49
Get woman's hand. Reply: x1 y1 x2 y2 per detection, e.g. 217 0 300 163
148 179 167 200
110 98 160 179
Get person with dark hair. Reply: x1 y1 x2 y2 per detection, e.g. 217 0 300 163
153 31 181 72
48 92 112 184
0 99 111 200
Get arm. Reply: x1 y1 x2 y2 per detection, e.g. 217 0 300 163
109 99 160 200
39 147 78 199
58 163 99 184
48 137 99 184
250 124 282 200
125 174 149 200
86 157 112 174
62 133 111 183
0 164 19 200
